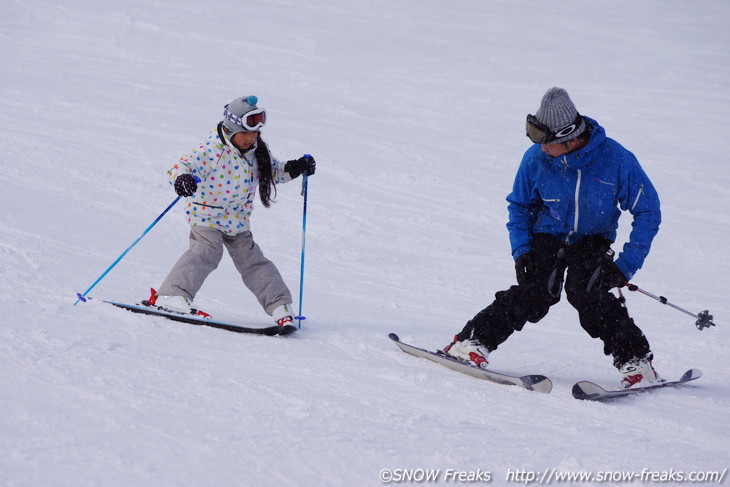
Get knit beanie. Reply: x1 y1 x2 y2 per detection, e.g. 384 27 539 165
222 95 261 137
533 87 586 143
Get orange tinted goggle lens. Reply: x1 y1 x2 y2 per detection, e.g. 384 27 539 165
244 111 266 129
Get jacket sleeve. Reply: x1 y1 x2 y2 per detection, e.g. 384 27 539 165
166 132 222 186
506 153 536 260
615 155 661 279
271 154 293 184
167 154 195 185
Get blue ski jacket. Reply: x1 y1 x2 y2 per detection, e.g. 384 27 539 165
506 117 661 280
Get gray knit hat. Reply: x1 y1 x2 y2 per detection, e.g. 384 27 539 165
527 87 586 144
221 95 266 137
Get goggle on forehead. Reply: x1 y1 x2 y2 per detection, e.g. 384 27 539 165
223 105 267 131
526 112 582 144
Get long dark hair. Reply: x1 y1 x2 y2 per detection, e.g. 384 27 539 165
254 133 277 208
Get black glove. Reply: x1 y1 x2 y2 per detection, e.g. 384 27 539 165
174 174 198 197
602 261 628 290
285 155 316 179
515 253 533 286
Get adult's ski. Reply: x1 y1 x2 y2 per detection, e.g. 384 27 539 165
101 299 297 336
388 333 552 393
572 369 702 401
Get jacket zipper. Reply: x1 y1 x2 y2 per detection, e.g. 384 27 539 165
631 184 644 211
563 154 582 244
573 169 581 235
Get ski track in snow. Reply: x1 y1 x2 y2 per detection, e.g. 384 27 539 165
2 1 730 486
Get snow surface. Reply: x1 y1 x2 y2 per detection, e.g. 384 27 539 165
2 1 730 486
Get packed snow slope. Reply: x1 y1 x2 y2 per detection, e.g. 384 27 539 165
2 1 729 486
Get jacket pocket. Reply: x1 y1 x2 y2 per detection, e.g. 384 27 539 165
541 198 565 222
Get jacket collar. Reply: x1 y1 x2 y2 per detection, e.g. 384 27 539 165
549 117 604 169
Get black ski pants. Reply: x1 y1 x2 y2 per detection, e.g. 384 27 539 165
458 233 651 368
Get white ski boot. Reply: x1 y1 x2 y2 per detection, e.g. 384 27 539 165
619 356 661 388
443 335 490 369
272 303 294 327
147 288 210 319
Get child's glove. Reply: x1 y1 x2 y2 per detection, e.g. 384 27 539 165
174 174 198 197
285 155 316 179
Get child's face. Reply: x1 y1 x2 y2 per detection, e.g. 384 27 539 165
231 131 258 151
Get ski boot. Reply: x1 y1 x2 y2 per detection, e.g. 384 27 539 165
272 303 294 327
443 334 490 369
146 288 211 319
619 355 661 388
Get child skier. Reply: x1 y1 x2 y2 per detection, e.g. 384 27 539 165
150 95 316 327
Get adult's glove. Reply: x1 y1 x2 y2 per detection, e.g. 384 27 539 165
285 155 316 179
174 174 198 197
602 261 628 290
515 253 533 286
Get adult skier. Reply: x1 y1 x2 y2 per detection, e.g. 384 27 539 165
149 95 316 327
444 87 662 388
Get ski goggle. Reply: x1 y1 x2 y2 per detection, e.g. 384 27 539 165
526 112 582 144
223 105 267 131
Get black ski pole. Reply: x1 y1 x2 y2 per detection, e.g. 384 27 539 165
625 283 717 330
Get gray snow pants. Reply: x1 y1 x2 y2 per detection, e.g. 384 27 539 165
158 226 292 316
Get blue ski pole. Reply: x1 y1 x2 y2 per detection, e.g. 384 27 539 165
295 173 309 328
74 196 181 305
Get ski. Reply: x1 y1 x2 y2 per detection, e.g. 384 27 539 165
388 333 552 393
572 369 702 401
102 299 297 336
